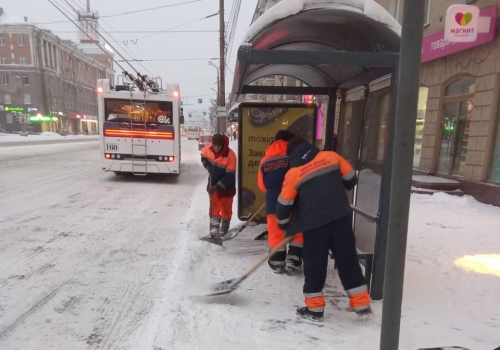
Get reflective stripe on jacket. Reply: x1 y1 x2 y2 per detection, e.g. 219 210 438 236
276 142 356 235
257 140 289 215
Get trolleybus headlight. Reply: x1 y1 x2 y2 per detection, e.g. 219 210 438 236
116 155 121 159
105 154 111 159
111 154 115 159
158 156 163 161
168 156 174 162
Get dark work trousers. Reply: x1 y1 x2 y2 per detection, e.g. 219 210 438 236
302 214 366 294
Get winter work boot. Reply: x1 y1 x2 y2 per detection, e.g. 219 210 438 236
296 307 324 322
220 219 230 238
268 249 286 274
210 216 221 236
354 306 373 321
286 244 303 274
202 216 222 246
285 257 303 274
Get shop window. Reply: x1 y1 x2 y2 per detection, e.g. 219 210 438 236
4 94 12 104
414 87 429 168
489 99 500 182
376 94 390 161
6 113 14 123
445 77 475 96
438 77 475 176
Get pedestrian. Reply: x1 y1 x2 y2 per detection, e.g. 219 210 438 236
258 130 303 274
276 136 371 321
200 133 237 246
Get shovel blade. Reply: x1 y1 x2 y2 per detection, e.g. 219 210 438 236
222 228 240 241
206 276 245 296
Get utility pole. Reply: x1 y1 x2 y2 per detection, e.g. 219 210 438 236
217 0 226 133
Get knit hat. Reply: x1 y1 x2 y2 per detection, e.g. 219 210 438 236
275 130 295 142
212 133 225 146
286 136 309 155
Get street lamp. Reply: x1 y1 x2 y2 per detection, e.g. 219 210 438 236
208 61 220 106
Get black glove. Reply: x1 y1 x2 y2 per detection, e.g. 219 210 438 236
207 186 218 195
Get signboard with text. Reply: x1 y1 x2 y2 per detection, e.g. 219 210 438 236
445 5 480 43
237 102 317 221
422 6 497 63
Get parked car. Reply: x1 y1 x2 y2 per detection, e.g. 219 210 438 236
198 135 212 150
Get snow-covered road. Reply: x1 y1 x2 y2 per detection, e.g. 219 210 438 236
0 139 210 349
1 138 499 350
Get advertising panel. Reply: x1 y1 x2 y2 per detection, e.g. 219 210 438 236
238 102 317 221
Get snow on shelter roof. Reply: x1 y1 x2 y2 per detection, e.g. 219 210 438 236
231 0 401 100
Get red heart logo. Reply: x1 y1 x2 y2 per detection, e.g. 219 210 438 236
455 12 464 25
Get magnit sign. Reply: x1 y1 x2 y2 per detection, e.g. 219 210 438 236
445 5 480 43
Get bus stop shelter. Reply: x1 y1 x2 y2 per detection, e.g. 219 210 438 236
230 0 401 301
230 1 427 348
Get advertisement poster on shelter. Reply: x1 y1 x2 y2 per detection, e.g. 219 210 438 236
238 102 317 221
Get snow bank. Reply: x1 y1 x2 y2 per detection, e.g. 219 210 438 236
244 0 401 43
0 133 98 144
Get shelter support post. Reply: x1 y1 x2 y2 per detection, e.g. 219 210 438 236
324 89 337 151
379 0 425 349
371 70 399 301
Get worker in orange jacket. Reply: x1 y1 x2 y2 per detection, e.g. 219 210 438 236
276 136 371 321
258 130 304 274
200 133 237 246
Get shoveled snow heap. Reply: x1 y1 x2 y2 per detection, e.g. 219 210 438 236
244 0 401 43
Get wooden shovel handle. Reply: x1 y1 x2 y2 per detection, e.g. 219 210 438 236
243 235 295 279
239 203 266 232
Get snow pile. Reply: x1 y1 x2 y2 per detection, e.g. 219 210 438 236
0 132 99 144
40 132 64 138
244 0 401 43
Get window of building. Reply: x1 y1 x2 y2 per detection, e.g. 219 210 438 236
377 94 390 161
24 93 31 105
489 99 500 182
424 0 432 26
18 35 25 46
0 36 4 46
437 77 475 176
20 57 27 65
4 94 12 104
414 87 429 168
6 113 14 123
1 74 8 85
0 56 6 64
22 76 29 85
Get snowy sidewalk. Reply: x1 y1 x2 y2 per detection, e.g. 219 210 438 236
0 132 98 147
150 187 500 348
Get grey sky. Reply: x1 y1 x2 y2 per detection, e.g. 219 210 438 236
2 0 257 116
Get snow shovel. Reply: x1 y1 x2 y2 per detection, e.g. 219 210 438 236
206 234 295 296
223 203 266 241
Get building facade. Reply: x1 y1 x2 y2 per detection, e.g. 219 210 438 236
246 0 500 206
0 7 114 134
337 0 500 206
